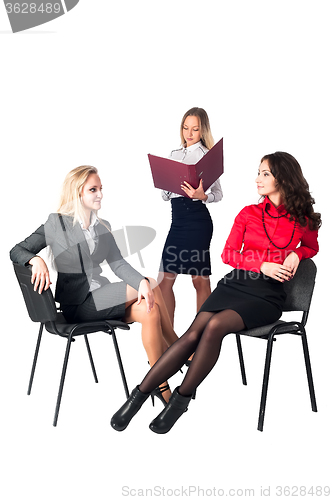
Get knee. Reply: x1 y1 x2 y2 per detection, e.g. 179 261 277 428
142 302 161 324
182 328 202 348
159 274 176 291
203 317 230 344
192 276 210 292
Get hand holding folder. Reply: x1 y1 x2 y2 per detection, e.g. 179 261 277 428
148 138 224 197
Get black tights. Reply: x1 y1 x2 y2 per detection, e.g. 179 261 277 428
139 309 245 397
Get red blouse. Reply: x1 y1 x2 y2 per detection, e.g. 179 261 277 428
222 197 319 273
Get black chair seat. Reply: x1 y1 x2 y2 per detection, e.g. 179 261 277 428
238 320 302 339
45 312 130 336
13 262 131 426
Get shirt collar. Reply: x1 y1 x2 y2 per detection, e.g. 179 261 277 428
263 196 287 216
183 140 203 153
79 212 99 230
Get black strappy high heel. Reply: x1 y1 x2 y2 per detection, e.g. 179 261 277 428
150 383 170 407
183 360 196 400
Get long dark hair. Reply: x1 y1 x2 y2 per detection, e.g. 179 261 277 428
261 152 322 230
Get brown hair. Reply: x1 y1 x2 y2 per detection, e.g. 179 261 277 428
261 152 321 230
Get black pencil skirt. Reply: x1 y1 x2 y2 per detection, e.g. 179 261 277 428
161 197 213 276
61 281 127 323
199 269 287 329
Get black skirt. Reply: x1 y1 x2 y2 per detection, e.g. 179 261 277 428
61 281 127 323
199 269 286 329
161 197 213 275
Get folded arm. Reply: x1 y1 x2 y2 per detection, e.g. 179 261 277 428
10 222 52 293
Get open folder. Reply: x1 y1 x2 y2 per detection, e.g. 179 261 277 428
148 137 224 197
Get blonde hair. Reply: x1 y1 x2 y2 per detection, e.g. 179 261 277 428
57 165 99 225
180 107 214 150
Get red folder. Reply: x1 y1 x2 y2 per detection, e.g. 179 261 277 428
148 137 224 197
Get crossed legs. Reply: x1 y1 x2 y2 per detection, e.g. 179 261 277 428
111 308 245 433
139 309 245 397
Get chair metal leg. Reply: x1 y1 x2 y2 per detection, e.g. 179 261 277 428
84 334 98 383
111 329 129 398
257 334 275 431
27 323 44 395
236 334 247 385
53 334 74 427
301 331 317 412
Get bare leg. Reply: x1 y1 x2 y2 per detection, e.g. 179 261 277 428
125 280 178 347
124 301 171 402
158 272 177 326
124 280 179 403
123 301 164 366
191 275 212 312
151 279 178 346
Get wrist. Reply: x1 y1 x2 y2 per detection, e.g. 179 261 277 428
28 256 40 265
140 277 150 285
260 262 267 273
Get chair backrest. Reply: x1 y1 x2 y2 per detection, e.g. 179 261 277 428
282 258 317 312
13 263 57 323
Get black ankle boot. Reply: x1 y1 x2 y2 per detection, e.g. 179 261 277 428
149 387 192 434
111 386 150 431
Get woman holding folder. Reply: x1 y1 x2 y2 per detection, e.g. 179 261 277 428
159 107 223 325
111 151 320 433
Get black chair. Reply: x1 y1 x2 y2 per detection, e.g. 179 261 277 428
235 258 318 431
13 263 130 426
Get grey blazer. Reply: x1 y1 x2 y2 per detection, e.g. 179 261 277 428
10 213 145 306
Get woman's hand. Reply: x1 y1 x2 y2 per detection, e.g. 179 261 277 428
137 279 155 313
181 179 208 201
29 256 51 294
282 251 300 275
260 261 293 283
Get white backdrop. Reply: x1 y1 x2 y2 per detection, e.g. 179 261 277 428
1 1 331 499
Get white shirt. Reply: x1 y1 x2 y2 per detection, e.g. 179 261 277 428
79 212 101 291
161 141 223 203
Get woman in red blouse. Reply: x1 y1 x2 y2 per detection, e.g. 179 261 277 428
111 151 321 434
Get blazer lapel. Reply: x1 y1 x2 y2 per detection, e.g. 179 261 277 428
60 215 91 260
71 220 91 259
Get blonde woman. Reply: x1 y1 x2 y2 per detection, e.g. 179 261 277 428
10 166 178 405
159 107 223 326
